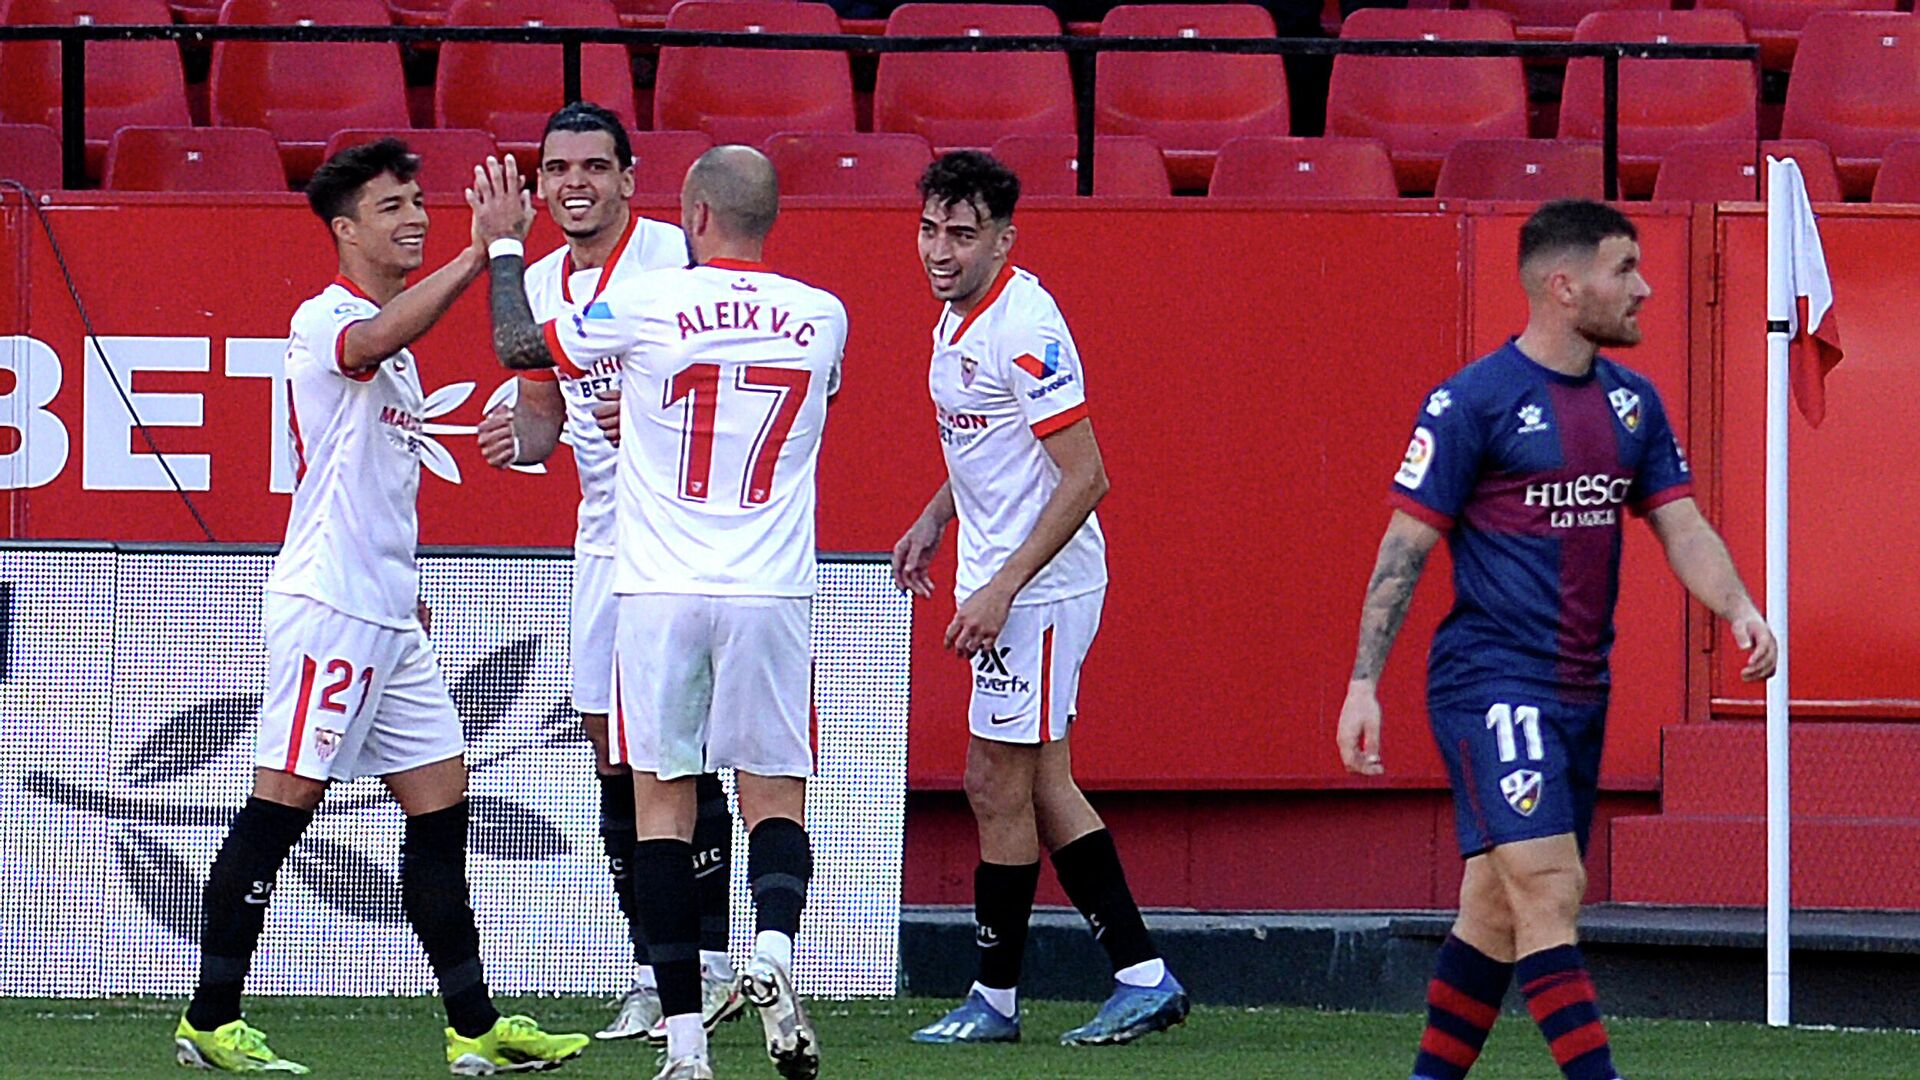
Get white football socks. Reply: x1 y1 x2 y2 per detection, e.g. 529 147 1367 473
970 981 1018 1019
1115 957 1167 988
664 1013 707 1062
699 949 734 981
754 929 794 972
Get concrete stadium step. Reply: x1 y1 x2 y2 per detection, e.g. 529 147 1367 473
1611 813 1920 907
1660 721 1920 817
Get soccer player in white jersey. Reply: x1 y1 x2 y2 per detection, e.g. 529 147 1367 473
171 139 587 1076
473 101 744 1044
475 147 845 1080
895 151 1188 1048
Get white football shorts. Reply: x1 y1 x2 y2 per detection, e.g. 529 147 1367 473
570 551 617 715
611 593 813 780
967 587 1104 746
255 592 465 782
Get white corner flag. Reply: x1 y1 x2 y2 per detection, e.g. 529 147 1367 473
1761 156 1845 1029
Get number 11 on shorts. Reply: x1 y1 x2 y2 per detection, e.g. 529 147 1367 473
1487 703 1543 763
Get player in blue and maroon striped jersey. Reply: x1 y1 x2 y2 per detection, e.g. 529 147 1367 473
1335 200 1778 1080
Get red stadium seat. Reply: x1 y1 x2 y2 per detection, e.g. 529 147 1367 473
989 134 1171 196
627 129 713 195
387 0 451 25
212 0 409 186
103 125 290 191
0 123 64 189
1650 138 1842 201
763 131 932 197
1871 138 1920 202
1780 12 1920 200
875 4 1075 150
1558 11 1756 197
1434 138 1604 199
169 0 223 22
435 0 636 160
613 0 675 29
1208 135 1400 198
1327 9 1528 193
1095 5 1288 190
1469 0 1667 40
0 0 192 181
1697 0 1895 69
322 128 500 192
655 2 854 147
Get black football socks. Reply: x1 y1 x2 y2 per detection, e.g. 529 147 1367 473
186 796 314 1031
401 801 500 1039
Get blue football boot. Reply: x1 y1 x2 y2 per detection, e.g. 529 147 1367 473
1059 971 1190 1046
909 989 1021 1044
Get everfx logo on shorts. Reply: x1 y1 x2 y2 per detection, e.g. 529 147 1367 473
973 645 1030 696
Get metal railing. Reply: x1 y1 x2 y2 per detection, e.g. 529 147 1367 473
0 23 1759 199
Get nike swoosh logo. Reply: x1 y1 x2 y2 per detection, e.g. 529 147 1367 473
988 714 1023 725
243 896 270 906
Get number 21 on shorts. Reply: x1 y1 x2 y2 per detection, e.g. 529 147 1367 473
1486 702 1543 763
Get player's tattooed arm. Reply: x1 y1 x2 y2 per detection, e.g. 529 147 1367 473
1349 511 1443 683
486 255 558 371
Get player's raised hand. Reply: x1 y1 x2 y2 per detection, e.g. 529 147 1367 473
477 405 517 468
946 582 1013 658
593 388 620 446
465 154 534 247
891 516 944 598
1731 608 1779 682
1337 682 1385 776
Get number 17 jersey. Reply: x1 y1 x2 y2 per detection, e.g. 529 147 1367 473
540 258 848 598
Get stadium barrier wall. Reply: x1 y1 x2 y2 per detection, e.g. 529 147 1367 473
0 542 908 997
3 197 1913 907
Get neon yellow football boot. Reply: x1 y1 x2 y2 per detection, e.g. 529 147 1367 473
174 1015 311 1074
444 1014 590 1075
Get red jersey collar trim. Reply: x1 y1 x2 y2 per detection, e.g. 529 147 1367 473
947 262 1017 346
561 213 640 305
332 274 378 304
703 257 770 272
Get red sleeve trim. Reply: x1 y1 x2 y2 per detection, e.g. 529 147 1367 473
521 368 558 382
1388 491 1454 531
1031 402 1089 439
542 319 590 379
1631 482 1694 516
334 320 378 382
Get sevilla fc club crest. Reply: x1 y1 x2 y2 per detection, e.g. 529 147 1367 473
1609 387 1642 432
960 354 978 387
314 727 343 763
1501 769 1543 817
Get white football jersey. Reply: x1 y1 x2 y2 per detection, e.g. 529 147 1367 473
265 277 428 629
522 214 689 556
543 258 848 597
929 265 1107 606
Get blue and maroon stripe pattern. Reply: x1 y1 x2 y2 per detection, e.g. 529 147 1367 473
1517 944 1618 1080
1411 934 1512 1080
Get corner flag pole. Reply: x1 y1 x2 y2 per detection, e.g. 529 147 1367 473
1763 156 1796 1029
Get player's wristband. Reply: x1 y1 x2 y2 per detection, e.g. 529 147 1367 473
487 238 525 260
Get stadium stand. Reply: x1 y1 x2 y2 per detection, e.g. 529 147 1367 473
1650 138 1843 201
102 125 289 191
1208 134 1400 198
1094 4 1290 190
1327 9 1528 194
875 3 1076 150
990 133 1173 196
656 2 857 148
1557 10 1758 198
1469 0 1666 41
0 0 191 183
211 0 410 186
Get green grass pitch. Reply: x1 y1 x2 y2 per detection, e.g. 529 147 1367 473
14 995 1920 1079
